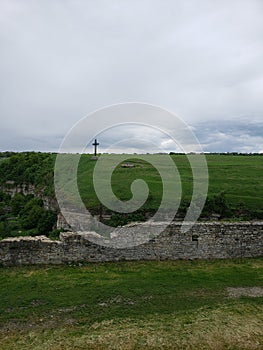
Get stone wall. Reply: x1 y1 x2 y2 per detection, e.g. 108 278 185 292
0 222 262 266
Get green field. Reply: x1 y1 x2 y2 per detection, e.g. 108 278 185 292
76 154 263 216
1 153 263 238
205 154 263 210
1 152 262 212
0 259 262 349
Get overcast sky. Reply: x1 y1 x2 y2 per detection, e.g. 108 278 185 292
1 0 263 153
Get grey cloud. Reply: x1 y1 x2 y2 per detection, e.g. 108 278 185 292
0 127 64 152
91 124 179 154
92 119 263 154
0 0 263 152
193 119 263 153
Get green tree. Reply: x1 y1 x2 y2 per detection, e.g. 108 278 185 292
10 193 26 215
20 205 45 229
37 211 57 235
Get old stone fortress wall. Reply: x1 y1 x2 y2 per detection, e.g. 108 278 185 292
0 222 262 266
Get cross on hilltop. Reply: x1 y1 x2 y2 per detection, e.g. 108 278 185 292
92 139 99 156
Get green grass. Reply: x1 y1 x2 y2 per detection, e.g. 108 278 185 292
0 259 262 349
76 154 263 211
1 152 263 218
206 154 263 210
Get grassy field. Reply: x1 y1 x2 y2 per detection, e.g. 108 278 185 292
1 153 263 237
1 152 263 212
77 154 263 212
206 154 263 210
0 258 262 349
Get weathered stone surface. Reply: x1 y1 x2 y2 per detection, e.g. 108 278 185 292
0 222 262 266
1 183 59 211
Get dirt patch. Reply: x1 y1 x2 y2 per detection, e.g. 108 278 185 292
98 295 135 307
227 287 263 298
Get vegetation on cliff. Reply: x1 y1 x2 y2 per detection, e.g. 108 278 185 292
0 152 57 238
0 152 55 195
0 192 58 239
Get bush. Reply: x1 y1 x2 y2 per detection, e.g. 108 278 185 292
37 211 57 235
10 193 26 215
47 229 62 240
202 192 232 218
20 205 45 229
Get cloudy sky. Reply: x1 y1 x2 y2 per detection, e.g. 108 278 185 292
1 0 263 153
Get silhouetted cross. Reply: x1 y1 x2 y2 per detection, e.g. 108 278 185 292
92 139 99 156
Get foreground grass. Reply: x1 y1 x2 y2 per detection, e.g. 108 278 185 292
0 258 262 349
